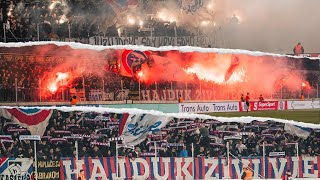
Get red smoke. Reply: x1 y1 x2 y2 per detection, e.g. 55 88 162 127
0 44 308 100
137 51 307 99
39 48 307 99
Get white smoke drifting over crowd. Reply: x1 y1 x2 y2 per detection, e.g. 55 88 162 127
124 0 320 53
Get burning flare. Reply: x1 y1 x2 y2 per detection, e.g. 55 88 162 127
45 72 70 94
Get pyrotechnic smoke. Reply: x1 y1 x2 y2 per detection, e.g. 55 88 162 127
143 51 306 98
2 44 308 99
43 47 308 98
123 0 320 52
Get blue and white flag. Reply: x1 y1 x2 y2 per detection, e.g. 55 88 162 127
284 123 312 139
120 114 170 146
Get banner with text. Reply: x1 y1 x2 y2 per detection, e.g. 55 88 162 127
61 156 320 180
240 101 287 111
0 158 33 180
287 100 320 110
89 36 214 47
179 102 239 113
88 90 114 101
36 160 60 180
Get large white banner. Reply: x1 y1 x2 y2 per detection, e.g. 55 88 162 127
88 90 114 101
120 114 171 146
287 100 320 110
179 102 240 113
89 36 214 47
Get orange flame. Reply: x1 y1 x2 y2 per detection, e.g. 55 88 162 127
184 64 246 84
44 72 70 94
48 83 58 93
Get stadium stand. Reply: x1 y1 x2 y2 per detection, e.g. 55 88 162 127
1 0 192 42
1 110 319 159
0 51 318 102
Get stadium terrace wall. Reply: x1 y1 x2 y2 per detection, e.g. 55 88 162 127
0 100 318 113
60 156 320 179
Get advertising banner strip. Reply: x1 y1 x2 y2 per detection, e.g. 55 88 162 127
287 100 320 110
61 156 320 180
239 101 288 112
179 102 240 113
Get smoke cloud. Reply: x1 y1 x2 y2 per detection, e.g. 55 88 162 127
127 0 320 53
0 44 312 99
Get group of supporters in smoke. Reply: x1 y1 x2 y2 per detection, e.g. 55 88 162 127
1 0 192 42
0 56 196 102
0 110 319 159
0 53 318 102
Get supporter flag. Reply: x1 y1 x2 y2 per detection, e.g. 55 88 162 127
0 108 53 136
224 56 240 82
119 114 171 146
284 123 312 139
120 50 150 77
106 0 138 16
118 113 129 136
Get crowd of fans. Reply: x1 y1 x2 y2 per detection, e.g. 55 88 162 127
0 0 192 42
0 110 319 159
0 52 319 102
0 54 61 101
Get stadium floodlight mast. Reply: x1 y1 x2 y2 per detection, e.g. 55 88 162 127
19 135 41 180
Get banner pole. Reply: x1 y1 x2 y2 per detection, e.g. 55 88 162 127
185 82 187 95
15 78 18 102
154 142 157 158
37 23 40 41
3 23 6 43
317 83 319 98
263 142 266 179
39 79 42 102
102 78 104 93
68 23 71 41
139 80 141 101
75 141 79 162
82 76 85 101
34 141 38 180
116 141 118 178
61 79 64 101
226 142 230 166
200 81 202 100
192 143 194 179
296 142 299 178
121 80 124 101
281 84 283 99
174 26 177 45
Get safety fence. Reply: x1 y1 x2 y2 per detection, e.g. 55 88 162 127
0 79 318 103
